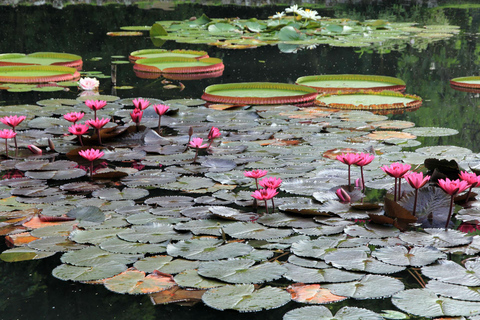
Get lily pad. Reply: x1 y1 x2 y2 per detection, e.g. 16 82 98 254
167 238 252 260
104 268 175 294
283 306 383 320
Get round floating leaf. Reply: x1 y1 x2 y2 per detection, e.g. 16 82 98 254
69 227 129 245
290 235 346 259
174 269 226 289
174 219 236 236
324 274 404 299
283 263 363 283
133 255 173 273
92 187 149 201
0 247 55 262
257 212 320 228
104 268 175 294
399 228 472 248
198 259 286 284
25 168 87 180
372 245 446 267
426 279 480 301
392 288 480 317
167 238 252 260
288 255 329 269
209 206 259 222
323 248 406 274
28 236 87 252
145 195 195 207
286 283 347 304
403 127 459 137
202 284 291 312
52 261 127 282
223 222 293 240
118 223 192 244
421 260 480 286
60 246 141 267
67 206 105 223
99 237 166 255
283 306 383 320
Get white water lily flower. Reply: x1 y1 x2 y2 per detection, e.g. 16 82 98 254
285 4 303 14
299 9 321 21
79 77 99 91
272 11 285 19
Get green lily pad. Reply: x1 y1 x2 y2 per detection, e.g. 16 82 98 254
403 127 459 137
52 261 127 282
60 246 141 267
0 247 55 262
104 268 175 294
167 238 252 260
284 306 383 320
202 284 291 312
174 269 226 289
324 274 404 299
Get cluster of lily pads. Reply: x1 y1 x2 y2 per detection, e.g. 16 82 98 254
144 5 460 53
2 91 480 318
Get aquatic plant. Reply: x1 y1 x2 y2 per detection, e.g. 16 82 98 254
437 178 469 230
404 172 430 216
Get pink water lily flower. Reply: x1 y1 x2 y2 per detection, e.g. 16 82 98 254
78 148 105 177
0 115 26 128
259 177 282 189
86 117 110 145
79 77 99 91
459 171 480 203
251 188 278 214
0 129 16 156
68 123 89 146
130 108 143 126
189 137 208 163
438 178 470 230
404 172 431 216
64 112 85 123
381 162 412 201
85 100 107 119
244 169 268 179
153 104 170 134
207 126 221 149
355 152 375 191
336 153 360 187
133 98 150 110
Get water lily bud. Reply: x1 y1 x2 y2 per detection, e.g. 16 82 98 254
47 138 55 151
336 188 351 203
28 145 42 155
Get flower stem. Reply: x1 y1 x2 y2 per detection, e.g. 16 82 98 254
157 116 162 134
412 189 418 216
347 164 351 187
264 200 269 215
398 178 402 200
394 178 397 202
4 138 8 156
90 161 94 177
445 195 455 231
466 185 473 204
192 148 199 163
271 198 275 213
360 166 365 192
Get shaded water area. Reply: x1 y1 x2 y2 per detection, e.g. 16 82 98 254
1 2 480 320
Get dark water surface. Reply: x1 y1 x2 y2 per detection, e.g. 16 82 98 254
1 2 480 320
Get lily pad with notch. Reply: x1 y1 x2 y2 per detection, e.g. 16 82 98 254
283 306 383 320
104 268 175 295
167 238 252 261
324 274 404 299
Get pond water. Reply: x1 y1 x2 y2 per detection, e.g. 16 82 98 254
2 2 480 320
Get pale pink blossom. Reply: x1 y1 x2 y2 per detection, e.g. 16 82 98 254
79 77 99 91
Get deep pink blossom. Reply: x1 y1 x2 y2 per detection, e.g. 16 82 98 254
0 115 26 128
85 100 107 111
404 172 430 189
189 137 208 149
79 148 104 162
458 222 478 234
244 170 268 179
251 188 278 201
27 145 42 155
68 123 89 136
336 153 360 166
153 104 169 115
0 129 17 139
208 126 221 140
259 177 282 189
381 163 411 178
86 118 110 129
133 98 150 110
355 153 375 167
130 108 143 125
64 112 85 123
438 178 469 196
459 171 480 188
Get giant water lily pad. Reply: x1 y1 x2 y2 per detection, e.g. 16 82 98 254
315 90 422 111
129 49 208 62
0 65 80 83
296 74 406 93
201 82 318 105
202 284 290 312
0 52 82 69
134 57 224 74
450 76 480 90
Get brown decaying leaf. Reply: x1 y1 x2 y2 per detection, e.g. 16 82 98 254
5 231 39 246
150 285 206 305
286 283 347 304
323 148 360 160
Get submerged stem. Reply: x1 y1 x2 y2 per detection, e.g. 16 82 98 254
445 195 455 231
